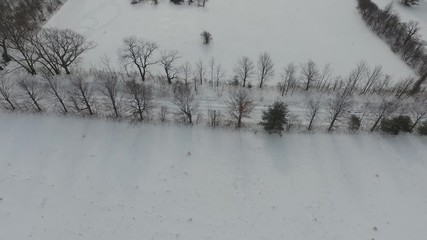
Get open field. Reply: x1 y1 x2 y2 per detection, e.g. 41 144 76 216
46 0 415 82
0 113 427 240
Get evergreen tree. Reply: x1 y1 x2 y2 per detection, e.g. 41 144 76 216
348 115 361 131
381 115 413 135
260 101 289 134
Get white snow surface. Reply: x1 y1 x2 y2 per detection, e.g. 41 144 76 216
1 113 427 240
45 0 415 81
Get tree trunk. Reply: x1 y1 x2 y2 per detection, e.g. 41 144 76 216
370 116 382 132
308 116 315 131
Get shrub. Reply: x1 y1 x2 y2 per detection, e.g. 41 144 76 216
417 121 427 135
260 101 289 135
200 31 212 45
348 114 361 131
380 115 413 135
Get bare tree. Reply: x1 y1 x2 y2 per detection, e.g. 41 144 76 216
300 60 319 91
343 61 368 95
408 96 427 132
208 109 222 127
124 80 154 121
209 57 215 84
279 63 297 96
0 0 40 75
8 35 40 75
118 36 158 82
226 88 255 128
372 74 392 95
42 73 68 113
34 28 95 75
326 92 353 131
174 84 199 124
94 68 122 118
410 72 427 95
195 59 206 85
180 62 192 85
214 64 226 89
17 74 44 112
305 96 322 131
0 73 18 110
159 105 169 122
68 72 96 115
361 65 383 95
257 52 275 88
367 97 401 132
394 77 414 99
234 56 254 87
403 21 421 46
316 63 333 91
160 50 180 84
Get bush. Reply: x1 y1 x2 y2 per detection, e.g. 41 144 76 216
380 115 413 135
200 31 212 45
2 51 11 63
260 101 289 135
417 121 427 135
348 114 361 131
170 0 184 4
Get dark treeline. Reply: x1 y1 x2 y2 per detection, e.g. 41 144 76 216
0 0 94 76
357 0 427 94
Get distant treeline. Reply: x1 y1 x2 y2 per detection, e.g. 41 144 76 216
357 0 427 93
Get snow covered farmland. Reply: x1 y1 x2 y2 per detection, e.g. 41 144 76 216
46 0 415 82
0 113 427 240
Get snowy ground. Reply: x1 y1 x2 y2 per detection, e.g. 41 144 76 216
45 0 415 82
0 113 427 240
375 0 427 40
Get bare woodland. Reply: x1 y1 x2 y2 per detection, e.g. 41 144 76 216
0 0 427 135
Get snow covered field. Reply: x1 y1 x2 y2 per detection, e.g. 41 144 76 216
45 0 415 81
0 113 427 240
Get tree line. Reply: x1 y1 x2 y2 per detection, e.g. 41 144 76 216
1 62 426 136
357 0 427 94
0 0 93 75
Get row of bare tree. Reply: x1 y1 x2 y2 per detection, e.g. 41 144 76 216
357 0 427 94
1 68 426 133
118 36 425 98
277 60 423 98
0 69 256 128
